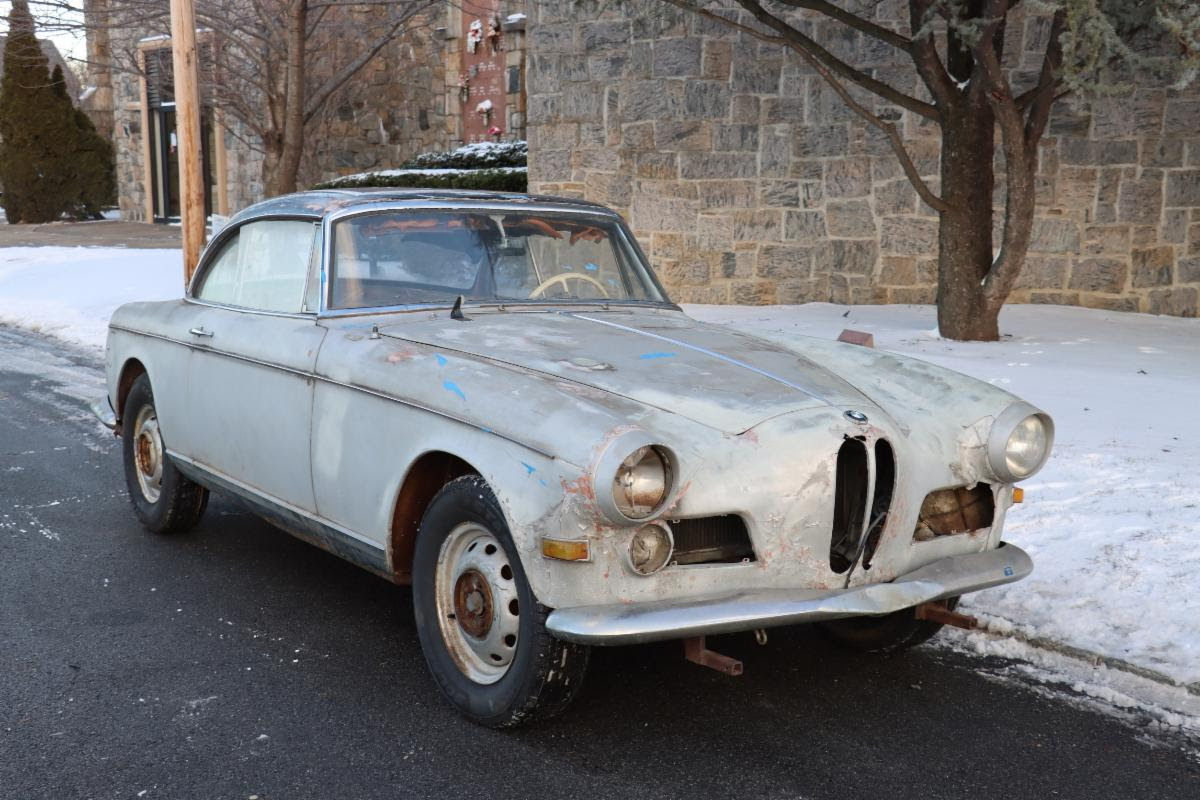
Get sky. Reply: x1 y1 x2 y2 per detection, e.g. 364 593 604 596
0 1 88 64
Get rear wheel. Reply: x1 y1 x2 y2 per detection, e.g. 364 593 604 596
121 374 208 534
413 475 589 727
818 597 960 653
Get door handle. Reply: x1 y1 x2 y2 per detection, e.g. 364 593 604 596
188 327 214 338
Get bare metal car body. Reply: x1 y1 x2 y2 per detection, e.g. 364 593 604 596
95 189 1045 651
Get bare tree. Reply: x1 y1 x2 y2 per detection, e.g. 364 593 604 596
659 1 1200 340
32 0 439 196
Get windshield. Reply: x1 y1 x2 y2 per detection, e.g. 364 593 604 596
328 210 668 310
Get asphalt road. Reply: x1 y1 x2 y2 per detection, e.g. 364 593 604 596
1 325 1197 800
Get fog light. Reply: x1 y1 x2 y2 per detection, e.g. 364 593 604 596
628 522 673 575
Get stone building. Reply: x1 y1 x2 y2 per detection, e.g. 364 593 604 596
0 36 80 99
524 1 1200 317
86 0 529 223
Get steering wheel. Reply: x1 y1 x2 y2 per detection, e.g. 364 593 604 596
528 271 610 300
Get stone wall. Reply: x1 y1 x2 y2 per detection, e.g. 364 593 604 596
525 1 1200 317
299 14 450 187
97 6 490 220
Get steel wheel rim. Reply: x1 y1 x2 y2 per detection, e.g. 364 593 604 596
434 522 521 685
132 404 163 504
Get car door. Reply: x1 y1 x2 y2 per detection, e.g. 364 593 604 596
185 218 326 513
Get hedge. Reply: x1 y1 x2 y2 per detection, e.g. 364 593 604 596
312 168 527 193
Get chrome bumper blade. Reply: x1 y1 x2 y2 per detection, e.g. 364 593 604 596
546 543 1032 645
90 396 118 431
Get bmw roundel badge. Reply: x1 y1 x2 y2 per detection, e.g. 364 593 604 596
844 410 868 424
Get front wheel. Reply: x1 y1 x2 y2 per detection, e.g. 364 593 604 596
413 475 589 727
818 597 961 653
121 374 208 534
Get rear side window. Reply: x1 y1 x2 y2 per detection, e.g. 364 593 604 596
195 220 316 313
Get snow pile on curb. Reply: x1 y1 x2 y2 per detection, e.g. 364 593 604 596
0 247 182 347
688 302 1200 698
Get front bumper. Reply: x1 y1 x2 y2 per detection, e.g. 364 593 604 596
90 396 118 432
546 543 1031 645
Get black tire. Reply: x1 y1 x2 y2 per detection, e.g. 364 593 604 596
121 374 208 534
413 475 589 728
818 597 960 654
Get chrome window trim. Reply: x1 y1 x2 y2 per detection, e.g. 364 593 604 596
318 200 669 316
184 297 318 320
107 323 559 461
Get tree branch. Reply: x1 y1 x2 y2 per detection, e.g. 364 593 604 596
908 0 958 111
731 0 939 120
1023 9 1065 149
662 0 947 211
973 0 1035 306
301 2 433 122
773 0 912 50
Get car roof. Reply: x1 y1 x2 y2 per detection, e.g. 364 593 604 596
227 188 619 226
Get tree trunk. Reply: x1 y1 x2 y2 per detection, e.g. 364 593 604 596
936 98 1001 341
261 134 292 197
260 0 307 197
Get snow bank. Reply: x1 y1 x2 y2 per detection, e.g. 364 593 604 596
0 247 182 349
687 302 1200 690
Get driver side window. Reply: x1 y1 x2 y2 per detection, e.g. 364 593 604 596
195 220 316 313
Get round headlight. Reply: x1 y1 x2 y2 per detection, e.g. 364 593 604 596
1005 415 1048 478
628 523 673 575
613 446 670 519
987 403 1054 482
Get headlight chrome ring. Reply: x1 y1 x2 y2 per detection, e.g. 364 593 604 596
986 402 1054 482
627 521 674 576
593 430 676 526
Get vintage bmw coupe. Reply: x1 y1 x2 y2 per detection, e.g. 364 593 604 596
94 189 1052 726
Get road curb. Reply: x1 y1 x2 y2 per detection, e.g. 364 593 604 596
970 616 1200 698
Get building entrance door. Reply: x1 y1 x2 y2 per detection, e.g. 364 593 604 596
149 105 215 223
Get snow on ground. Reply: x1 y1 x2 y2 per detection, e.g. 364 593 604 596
0 247 182 349
1 243 1197 724
688 302 1200 696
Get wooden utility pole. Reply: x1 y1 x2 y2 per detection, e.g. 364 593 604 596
169 0 206 284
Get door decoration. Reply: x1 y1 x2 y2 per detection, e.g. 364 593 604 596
466 19 484 54
487 17 502 54
475 98 493 126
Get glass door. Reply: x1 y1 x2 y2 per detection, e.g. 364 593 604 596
149 106 215 223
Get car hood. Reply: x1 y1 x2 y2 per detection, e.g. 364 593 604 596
377 308 882 434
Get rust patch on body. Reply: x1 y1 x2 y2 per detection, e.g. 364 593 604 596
386 348 417 363
560 473 596 504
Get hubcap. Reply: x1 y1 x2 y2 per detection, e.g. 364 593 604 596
434 522 521 684
132 405 163 504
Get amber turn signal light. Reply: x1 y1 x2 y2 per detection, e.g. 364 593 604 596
1012 487 1024 504
541 537 590 561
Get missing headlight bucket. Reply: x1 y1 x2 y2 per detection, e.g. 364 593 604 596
913 484 996 541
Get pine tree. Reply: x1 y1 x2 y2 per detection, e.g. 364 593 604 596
0 1 82 223
50 65 116 220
